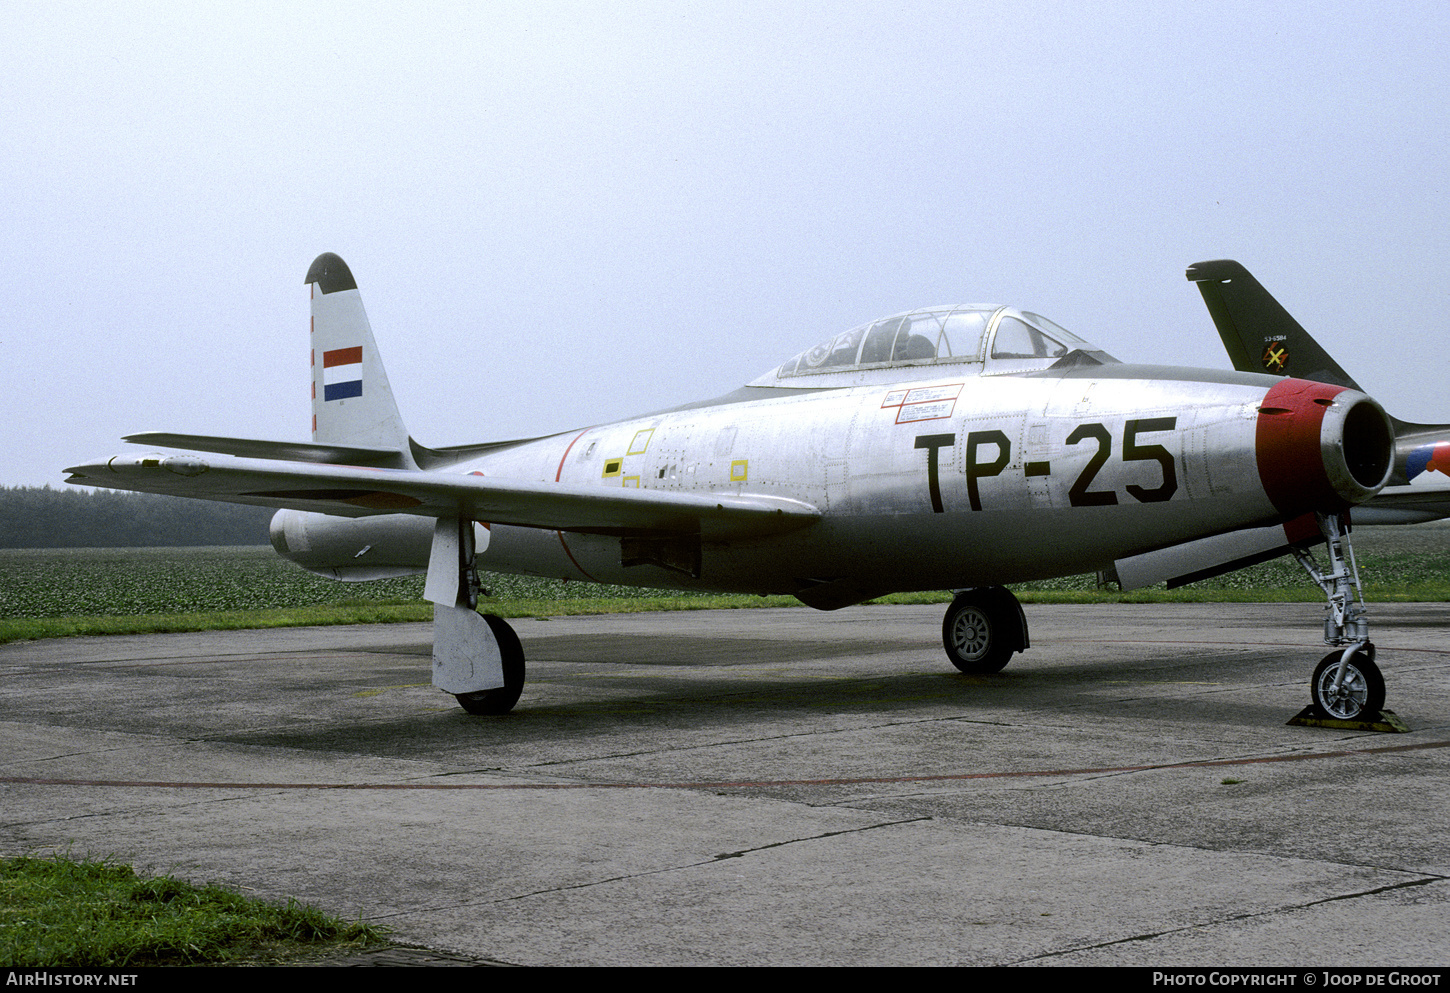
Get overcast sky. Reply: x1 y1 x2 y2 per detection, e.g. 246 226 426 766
4 1 1446 489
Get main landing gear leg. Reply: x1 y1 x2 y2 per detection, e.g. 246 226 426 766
1292 512 1386 722
424 516 525 715
941 586 1029 674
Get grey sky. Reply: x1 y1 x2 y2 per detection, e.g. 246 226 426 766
4 1 1446 489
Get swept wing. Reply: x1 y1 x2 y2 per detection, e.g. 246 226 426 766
64 451 819 541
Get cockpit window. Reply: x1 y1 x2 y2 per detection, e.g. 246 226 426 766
800 325 869 372
755 305 1103 385
990 317 1070 360
859 316 908 364
1022 312 1088 347
939 310 992 359
771 306 996 380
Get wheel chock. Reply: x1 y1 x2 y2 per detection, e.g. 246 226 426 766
1286 707 1410 732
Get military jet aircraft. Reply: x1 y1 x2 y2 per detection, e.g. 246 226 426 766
65 254 1397 721
1101 261 1450 714
1188 258 1450 526
1097 261 1450 711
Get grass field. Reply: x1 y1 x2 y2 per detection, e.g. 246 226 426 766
2 523 1448 642
0 853 385 966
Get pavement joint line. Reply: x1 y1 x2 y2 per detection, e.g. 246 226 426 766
4 738 1448 791
361 816 937 920
1011 874 1450 965
708 815 932 861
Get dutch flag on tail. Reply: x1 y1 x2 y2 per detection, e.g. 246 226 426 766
307 253 412 457
322 346 363 401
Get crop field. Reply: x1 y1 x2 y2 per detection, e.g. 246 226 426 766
0 546 723 619
1 524 1447 641
991 522 1450 601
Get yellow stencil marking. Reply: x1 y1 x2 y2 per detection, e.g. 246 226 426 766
628 428 655 455
602 457 623 478
622 475 640 487
730 459 748 482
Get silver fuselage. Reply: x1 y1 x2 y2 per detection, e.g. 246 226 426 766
273 362 1375 604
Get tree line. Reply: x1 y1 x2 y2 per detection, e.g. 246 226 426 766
0 485 276 548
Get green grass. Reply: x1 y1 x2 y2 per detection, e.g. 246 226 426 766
0 853 385 967
0 596 814 643
2 524 1448 644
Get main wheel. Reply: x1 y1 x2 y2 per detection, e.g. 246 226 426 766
1310 646 1384 721
942 588 1019 674
455 614 526 715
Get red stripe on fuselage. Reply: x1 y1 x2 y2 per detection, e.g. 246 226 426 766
553 428 598 579
556 531 599 582
556 428 591 482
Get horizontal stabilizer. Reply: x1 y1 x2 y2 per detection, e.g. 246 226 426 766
124 432 406 467
65 452 821 541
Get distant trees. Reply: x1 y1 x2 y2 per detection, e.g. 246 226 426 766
0 486 275 547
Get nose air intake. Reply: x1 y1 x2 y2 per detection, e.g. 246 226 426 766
1255 379 1393 518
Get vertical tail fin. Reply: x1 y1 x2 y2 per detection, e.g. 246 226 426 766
306 253 416 467
1185 259 1362 390
1188 258 1450 496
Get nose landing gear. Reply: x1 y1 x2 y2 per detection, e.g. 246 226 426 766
1310 645 1385 721
1292 513 1394 726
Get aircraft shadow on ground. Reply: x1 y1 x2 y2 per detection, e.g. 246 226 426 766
212 645 1310 757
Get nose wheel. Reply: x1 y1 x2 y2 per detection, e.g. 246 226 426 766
1310 645 1384 722
1293 513 1391 725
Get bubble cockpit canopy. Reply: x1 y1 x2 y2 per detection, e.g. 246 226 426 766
749 305 1117 388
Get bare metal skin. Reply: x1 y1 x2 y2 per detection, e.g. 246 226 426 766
66 253 1395 718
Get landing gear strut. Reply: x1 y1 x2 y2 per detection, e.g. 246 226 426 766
426 516 527 715
942 586 1028 674
1293 512 1384 721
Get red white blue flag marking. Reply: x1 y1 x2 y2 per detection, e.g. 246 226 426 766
322 346 363 401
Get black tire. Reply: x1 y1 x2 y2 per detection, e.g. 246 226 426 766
942 588 1019 674
1310 646 1384 721
454 614 526 715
